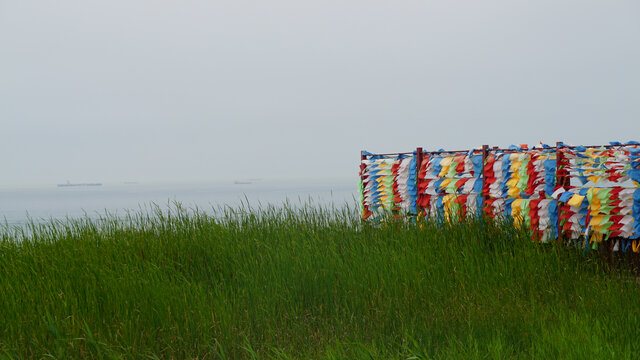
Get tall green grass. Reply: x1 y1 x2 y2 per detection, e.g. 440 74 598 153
1 202 639 359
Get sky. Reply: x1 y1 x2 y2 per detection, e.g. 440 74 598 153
1 0 639 187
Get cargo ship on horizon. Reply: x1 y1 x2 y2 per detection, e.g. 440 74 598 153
57 181 102 187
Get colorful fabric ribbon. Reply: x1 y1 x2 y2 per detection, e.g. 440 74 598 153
360 154 417 218
361 142 640 244
417 151 484 221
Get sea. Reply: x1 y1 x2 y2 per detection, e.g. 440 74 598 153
0 178 359 227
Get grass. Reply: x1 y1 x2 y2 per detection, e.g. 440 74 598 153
1 202 639 359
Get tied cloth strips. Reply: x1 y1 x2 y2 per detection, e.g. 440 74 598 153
585 187 637 239
361 155 414 217
483 150 555 201
557 189 590 239
417 153 483 219
561 146 640 186
509 199 558 241
361 158 395 216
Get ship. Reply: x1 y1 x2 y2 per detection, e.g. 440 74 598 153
57 180 102 187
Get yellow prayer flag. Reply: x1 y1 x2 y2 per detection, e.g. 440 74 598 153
587 176 601 184
589 215 604 227
590 232 604 243
438 165 450 177
567 194 585 208
512 200 523 227
585 148 598 158
512 199 523 209
440 178 453 189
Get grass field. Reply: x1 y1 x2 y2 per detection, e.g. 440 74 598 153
1 203 639 359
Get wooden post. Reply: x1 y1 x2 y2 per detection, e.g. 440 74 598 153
360 151 367 219
481 145 489 215
555 142 564 241
416 147 423 216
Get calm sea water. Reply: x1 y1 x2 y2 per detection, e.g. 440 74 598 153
0 179 358 226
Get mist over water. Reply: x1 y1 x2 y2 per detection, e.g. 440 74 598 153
0 179 358 226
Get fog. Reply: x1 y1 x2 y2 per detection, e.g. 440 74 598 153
1 0 638 187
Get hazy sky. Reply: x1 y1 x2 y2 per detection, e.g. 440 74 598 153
1 1 639 187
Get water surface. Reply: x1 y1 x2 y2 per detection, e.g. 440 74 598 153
0 179 358 226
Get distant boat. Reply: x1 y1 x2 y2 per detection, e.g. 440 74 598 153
57 181 102 187
234 180 252 185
